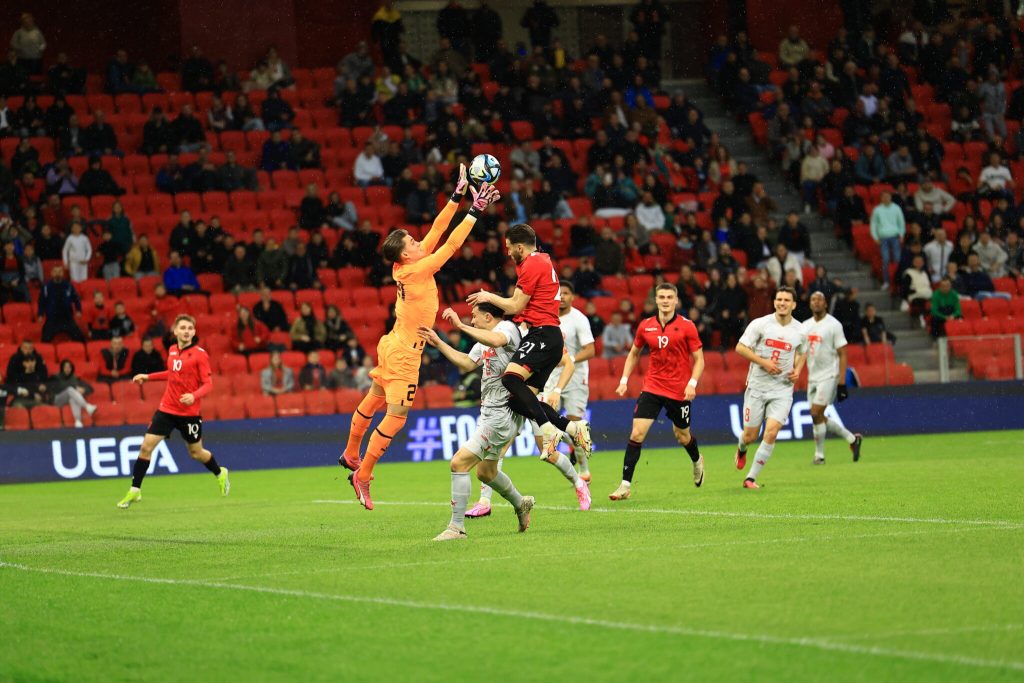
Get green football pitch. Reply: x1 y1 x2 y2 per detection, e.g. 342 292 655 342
1 431 1022 682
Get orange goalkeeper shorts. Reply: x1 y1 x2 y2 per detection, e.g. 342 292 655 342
369 332 425 406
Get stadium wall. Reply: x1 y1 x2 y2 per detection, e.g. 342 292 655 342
2 382 1022 484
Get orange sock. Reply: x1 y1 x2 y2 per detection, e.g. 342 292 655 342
357 413 407 482
345 393 387 458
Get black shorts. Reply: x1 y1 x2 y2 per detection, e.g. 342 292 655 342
512 325 564 391
634 391 692 430
147 410 203 444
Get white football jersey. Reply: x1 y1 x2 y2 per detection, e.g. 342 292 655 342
468 320 522 408
545 306 595 388
802 314 848 383
739 313 808 396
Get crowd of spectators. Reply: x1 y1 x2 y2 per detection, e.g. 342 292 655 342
711 12 1024 340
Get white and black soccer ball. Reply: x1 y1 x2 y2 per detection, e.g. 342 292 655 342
468 153 501 185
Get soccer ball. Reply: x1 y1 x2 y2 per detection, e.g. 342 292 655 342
468 153 501 185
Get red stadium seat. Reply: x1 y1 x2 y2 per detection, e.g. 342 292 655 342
275 393 306 417
304 390 337 415
31 405 63 429
245 395 277 419
4 407 31 430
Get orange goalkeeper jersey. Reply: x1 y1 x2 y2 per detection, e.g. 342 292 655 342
390 201 476 345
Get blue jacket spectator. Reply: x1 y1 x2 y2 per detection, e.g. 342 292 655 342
854 145 885 185
261 89 295 132
163 251 200 294
38 266 85 342
107 50 140 94
261 131 293 172
156 155 188 193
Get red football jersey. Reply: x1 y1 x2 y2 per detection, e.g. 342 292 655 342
146 342 213 417
633 314 702 401
514 251 560 327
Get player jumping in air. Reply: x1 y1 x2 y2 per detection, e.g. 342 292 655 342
116 314 228 508
418 302 573 540
734 287 808 489
802 291 863 464
339 166 500 510
467 279 596 517
467 224 593 511
609 283 705 501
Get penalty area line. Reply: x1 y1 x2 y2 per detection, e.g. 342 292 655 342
311 499 1023 528
0 559 1021 673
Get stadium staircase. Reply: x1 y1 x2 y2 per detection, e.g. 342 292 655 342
681 80 967 383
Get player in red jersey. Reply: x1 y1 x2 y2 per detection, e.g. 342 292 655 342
115 314 229 508
467 224 592 506
609 283 706 501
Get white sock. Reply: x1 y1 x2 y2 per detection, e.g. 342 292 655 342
827 418 856 444
478 458 500 503
484 471 523 508
746 442 776 481
129 486 140 493
737 436 748 453
577 449 589 475
619 479 631 488
450 472 471 530
813 423 826 459
550 452 583 488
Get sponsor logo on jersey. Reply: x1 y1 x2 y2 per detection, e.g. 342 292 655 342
765 338 793 351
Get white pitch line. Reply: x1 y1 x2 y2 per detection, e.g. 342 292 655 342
311 499 1024 528
830 624 1024 642
1 559 1021 673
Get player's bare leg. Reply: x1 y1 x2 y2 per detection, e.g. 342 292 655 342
743 419 783 488
810 404 861 464
350 402 410 510
186 440 229 496
674 426 704 488
341 382 387 472
610 417 654 500
117 432 164 508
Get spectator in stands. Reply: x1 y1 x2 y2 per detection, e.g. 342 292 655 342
130 61 160 93
286 242 320 291
323 305 356 352
260 130 293 172
8 353 49 408
354 141 386 187
206 94 234 133
20 242 41 285
288 130 320 170
223 244 256 293
779 212 812 265
886 144 917 184
47 52 84 95
253 286 288 331
635 191 665 237
233 305 269 355
0 239 28 303
106 50 139 94
923 227 953 284
11 137 40 176
261 351 295 396
870 192 905 291
405 178 435 224
10 13 45 75
601 311 632 358
326 357 358 390
14 95 45 137
854 144 885 185
901 253 932 317
124 234 159 280
217 150 258 192
290 302 326 353
520 0 558 49
960 252 1009 301
97 336 129 384
181 44 214 92
799 145 828 213
84 290 112 340
338 41 374 90
156 154 188 193
778 24 810 69
977 153 1014 204
914 179 956 217
929 277 961 338
324 191 358 231
256 239 288 289
48 360 97 427
860 303 891 345
765 243 802 286
108 301 134 338
61 221 92 284
261 88 295 132
972 231 1008 279
169 104 204 153
129 336 163 375
298 351 327 390
141 107 173 155
77 156 124 197
84 110 119 156
55 111 84 156
163 250 200 295
299 185 325 229
1004 230 1023 277
978 66 1007 140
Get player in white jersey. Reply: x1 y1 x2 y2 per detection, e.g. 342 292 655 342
468 281 596 516
734 287 808 489
803 291 863 464
420 302 573 540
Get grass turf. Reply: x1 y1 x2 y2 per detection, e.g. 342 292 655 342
1 430 1022 682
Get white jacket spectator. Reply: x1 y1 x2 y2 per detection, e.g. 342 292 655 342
923 230 953 283
353 145 385 186
62 226 92 283
601 313 633 358
972 232 1009 278
634 194 665 235
978 159 1013 192
913 181 956 214
765 245 803 285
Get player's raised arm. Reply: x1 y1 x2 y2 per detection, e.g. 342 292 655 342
417 325 478 373
421 163 470 255
408 183 501 276
441 307 511 349
467 287 531 315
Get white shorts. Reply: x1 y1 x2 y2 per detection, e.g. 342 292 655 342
742 389 793 429
807 378 838 407
464 406 523 461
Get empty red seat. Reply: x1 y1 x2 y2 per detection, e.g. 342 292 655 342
275 393 305 417
4 407 31 430
959 299 982 320
245 395 277 419
981 298 1010 318
31 405 63 429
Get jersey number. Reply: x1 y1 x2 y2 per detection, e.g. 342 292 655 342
186 422 200 437
518 341 536 357
657 335 669 349
770 349 782 362
404 384 416 405
172 359 183 372
681 404 690 420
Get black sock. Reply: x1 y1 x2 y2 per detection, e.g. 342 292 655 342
623 440 642 482
539 401 570 431
131 457 150 488
203 455 222 476
502 374 548 425
683 434 701 463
